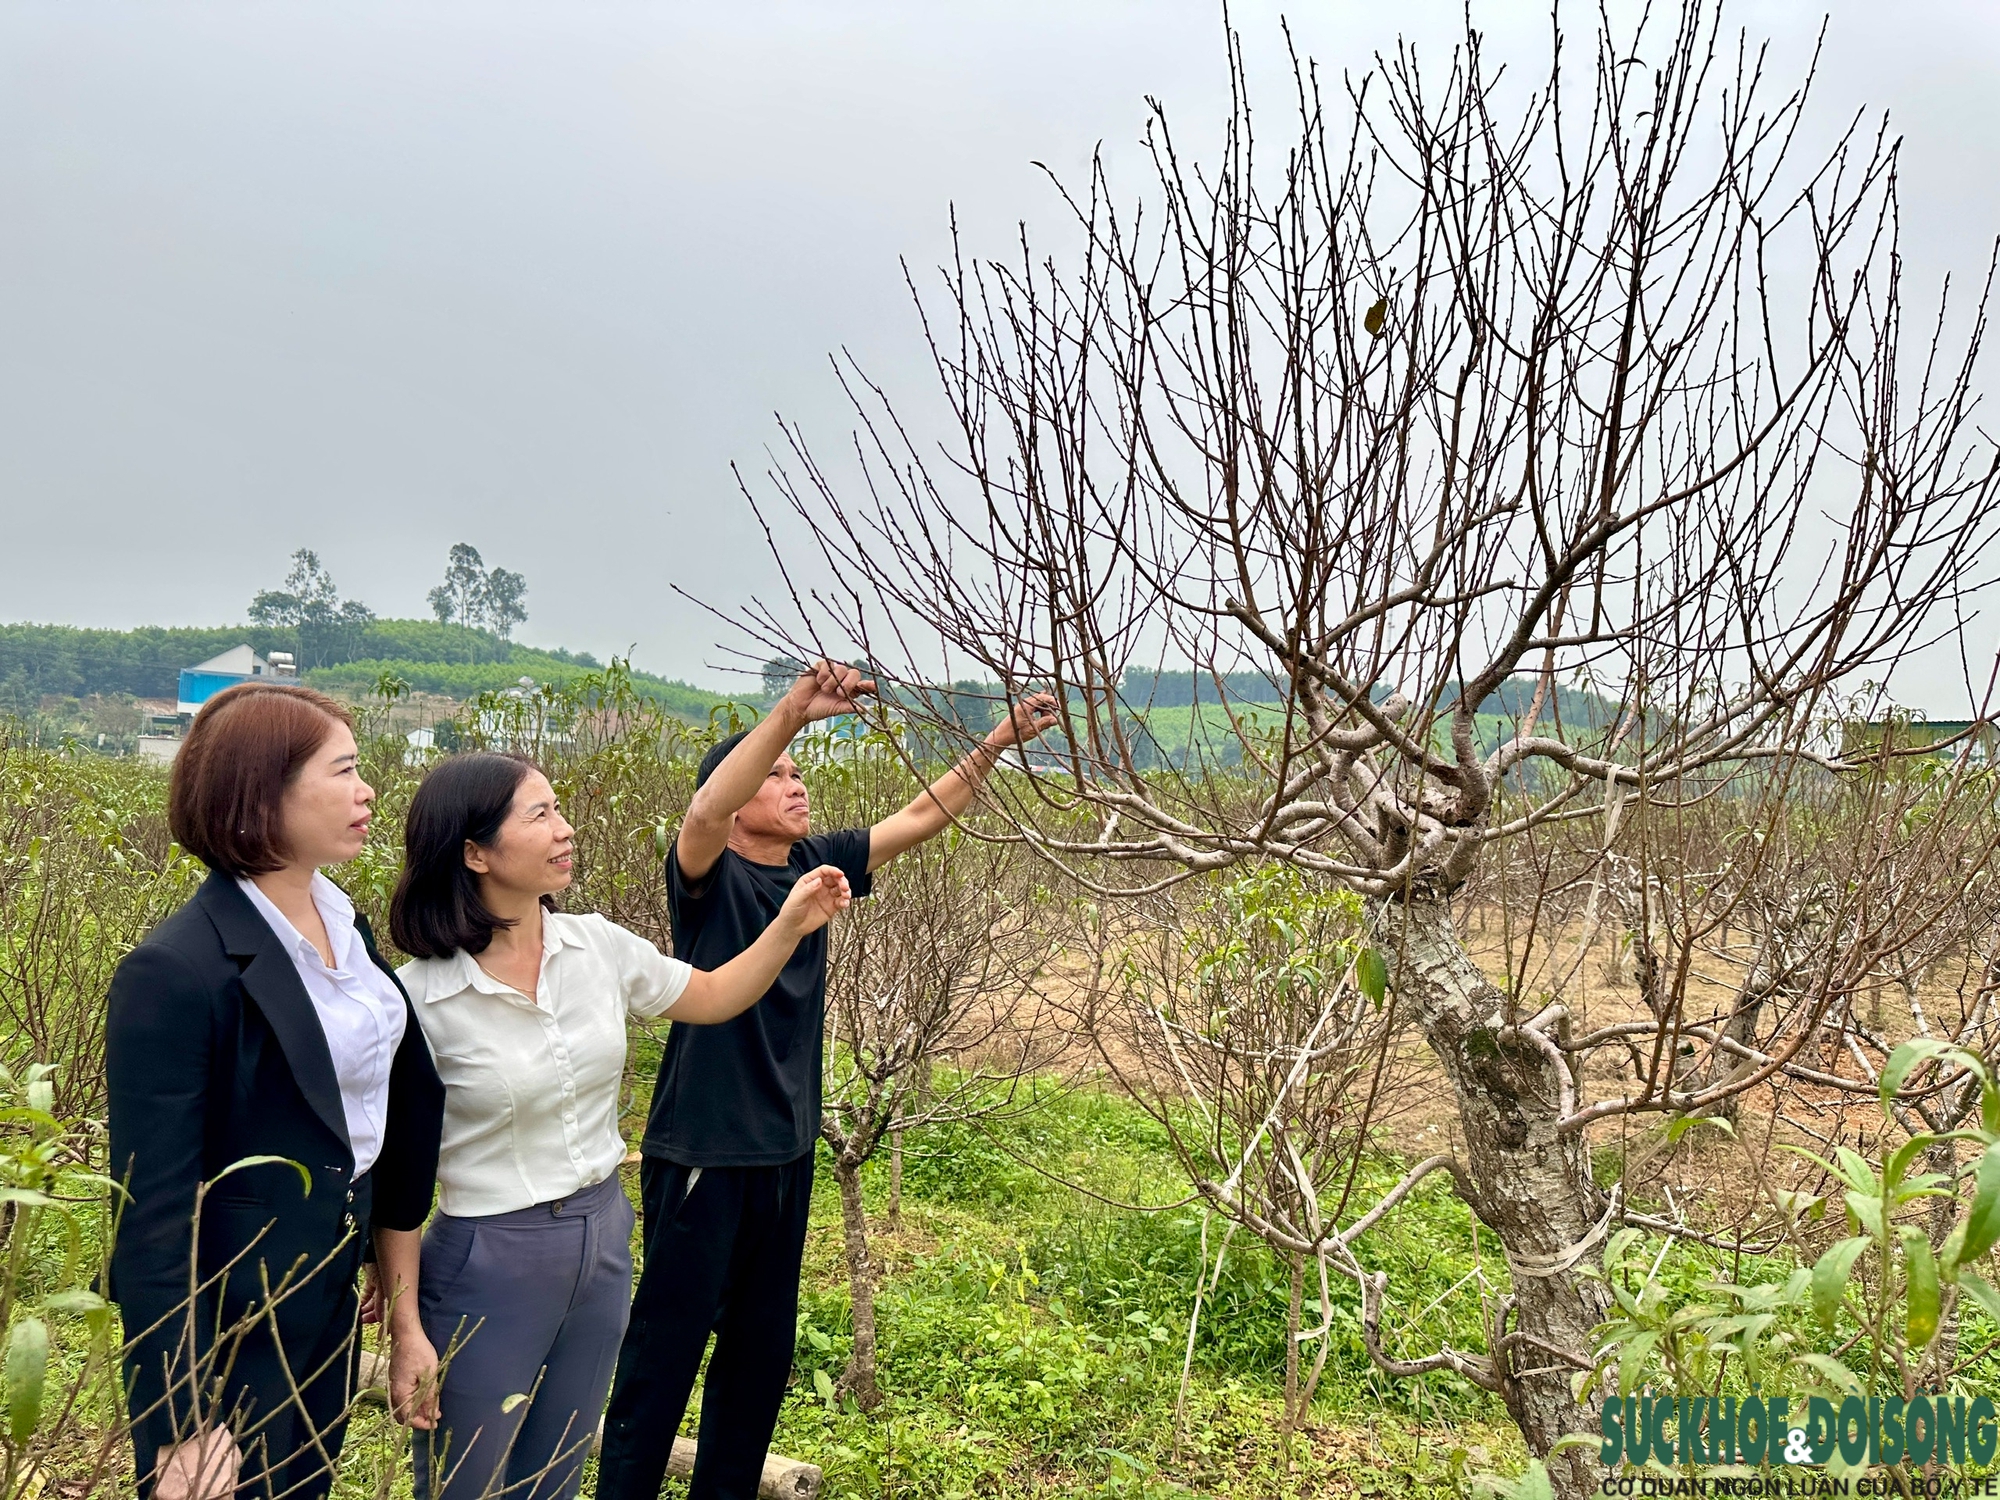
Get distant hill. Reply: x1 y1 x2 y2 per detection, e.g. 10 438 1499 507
1439 676 1621 729
0 620 739 720
1104 670 1623 771
1117 669 1289 707
1117 667 1620 726
877 668 1625 773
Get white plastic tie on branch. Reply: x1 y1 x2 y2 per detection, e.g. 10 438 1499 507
1500 1183 1620 1280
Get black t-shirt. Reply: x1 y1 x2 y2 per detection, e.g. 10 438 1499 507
641 828 874 1167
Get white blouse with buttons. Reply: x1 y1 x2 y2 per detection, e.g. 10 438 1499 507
398 911 692 1217
236 873 406 1178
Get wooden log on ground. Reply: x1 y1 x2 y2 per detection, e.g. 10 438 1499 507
355 1351 823 1499
662 1437 821 1498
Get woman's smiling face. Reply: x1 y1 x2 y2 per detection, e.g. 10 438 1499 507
463 770 576 899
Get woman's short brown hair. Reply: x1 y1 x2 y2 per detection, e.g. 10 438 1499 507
168 682 355 876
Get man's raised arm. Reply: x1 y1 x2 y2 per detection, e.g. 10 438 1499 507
676 661 875 881
867 692 1059 873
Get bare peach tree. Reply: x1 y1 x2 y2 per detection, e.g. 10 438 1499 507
1070 865 1444 1458
729 3 2000 1491
1573 739 2000 1367
810 742 1066 1411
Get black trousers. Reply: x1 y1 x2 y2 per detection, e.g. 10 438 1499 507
226 1278 362 1500
132 1227 365 1500
596 1153 815 1500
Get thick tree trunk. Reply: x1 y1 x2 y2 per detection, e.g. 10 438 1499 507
833 1157 883 1411
1377 897 1610 1500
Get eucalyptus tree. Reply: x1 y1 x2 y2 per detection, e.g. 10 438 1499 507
247 549 375 669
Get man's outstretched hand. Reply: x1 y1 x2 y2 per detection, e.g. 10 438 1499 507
986 691 1061 750
861 689 1060 874
783 660 876 725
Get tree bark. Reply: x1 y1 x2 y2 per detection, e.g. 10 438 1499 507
1377 897 1609 1500
832 1157 882 1411
1277 1253 1306 1464
1927 1134 1961 1382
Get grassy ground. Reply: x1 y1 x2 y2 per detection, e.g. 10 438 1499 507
764 1090 1524 1498
326 1073 1523 1500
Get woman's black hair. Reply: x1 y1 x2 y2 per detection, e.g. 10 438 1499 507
390 751 556 959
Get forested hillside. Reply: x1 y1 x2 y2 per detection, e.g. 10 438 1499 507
1102 670 1622 769
1117 668 1618 725
2 623 1618 756
0 620 734 719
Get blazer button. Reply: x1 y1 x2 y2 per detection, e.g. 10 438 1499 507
343 1213 357 1232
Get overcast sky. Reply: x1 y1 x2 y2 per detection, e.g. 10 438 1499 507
5 1 2000 702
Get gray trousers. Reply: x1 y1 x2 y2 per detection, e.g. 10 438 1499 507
413 1174 635 1500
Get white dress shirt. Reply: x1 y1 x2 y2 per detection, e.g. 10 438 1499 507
236 873 408 1177
398 912 693 1217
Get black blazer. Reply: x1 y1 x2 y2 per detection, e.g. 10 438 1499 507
105 870 444 1461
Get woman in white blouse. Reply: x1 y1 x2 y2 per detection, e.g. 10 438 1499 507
382 751 850 1500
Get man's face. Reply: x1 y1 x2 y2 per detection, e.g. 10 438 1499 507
734 751 811 844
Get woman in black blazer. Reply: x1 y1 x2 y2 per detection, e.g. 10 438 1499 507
107 683 444 1500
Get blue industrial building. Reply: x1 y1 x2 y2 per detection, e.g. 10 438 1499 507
133 647 299 762
173 646 296 714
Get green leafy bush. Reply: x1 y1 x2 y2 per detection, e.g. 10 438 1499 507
1577 1038 2000 1483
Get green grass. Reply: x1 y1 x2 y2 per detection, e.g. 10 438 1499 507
1125 704 1278 768
592 1043 1522 1497
320 1056 1530 1500
765 1092 1518 1497
312 1067 2000 1500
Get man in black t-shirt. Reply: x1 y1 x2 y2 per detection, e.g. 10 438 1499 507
597 660 1057 1500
